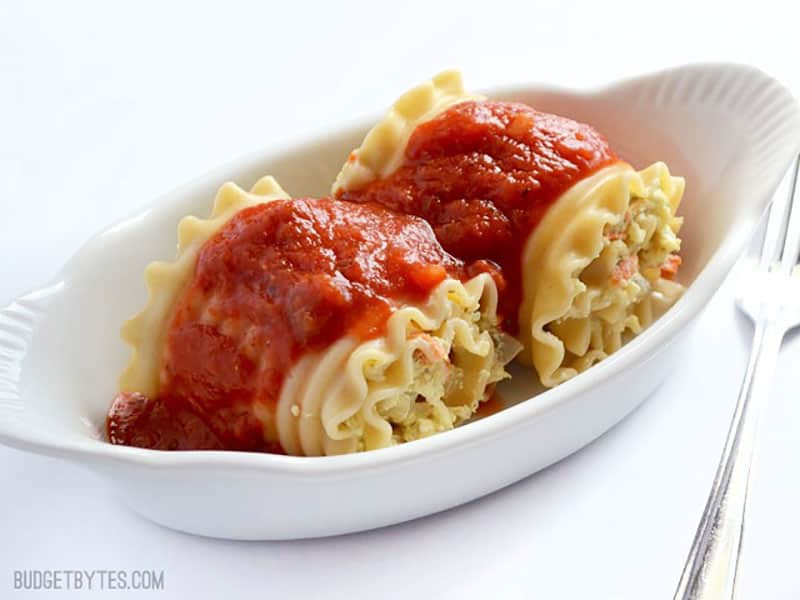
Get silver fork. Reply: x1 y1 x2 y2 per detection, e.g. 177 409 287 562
674 153 800 599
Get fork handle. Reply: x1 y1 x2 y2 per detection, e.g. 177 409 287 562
673 320 785 599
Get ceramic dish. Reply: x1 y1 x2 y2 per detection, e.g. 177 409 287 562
1 63 798 540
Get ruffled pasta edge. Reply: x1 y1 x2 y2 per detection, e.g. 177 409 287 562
118 176 290 396
519 162 684 387
332 70 481 195
276 273 519 456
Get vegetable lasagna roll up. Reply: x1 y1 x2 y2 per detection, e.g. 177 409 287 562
334 71 684 387
108 176 518 455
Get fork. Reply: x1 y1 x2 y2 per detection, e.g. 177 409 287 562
673 153 800 599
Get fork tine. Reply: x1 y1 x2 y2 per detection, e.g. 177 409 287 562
761 154 797 268
759 175 788 272
760 153 799 271
779 153 800 273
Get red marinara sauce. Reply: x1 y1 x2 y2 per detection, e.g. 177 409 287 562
107 198 468 452
338 100 619 331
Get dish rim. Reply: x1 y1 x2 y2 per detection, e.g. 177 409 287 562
1 61 797 475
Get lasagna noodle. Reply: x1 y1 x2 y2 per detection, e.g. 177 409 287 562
118 176 290 397
332 70 686 389
276 273 520 456
332 70 479 194
116 177 517 455
519 162 685 387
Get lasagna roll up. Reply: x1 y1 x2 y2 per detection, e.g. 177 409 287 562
108 177 518 456
334 71 684 387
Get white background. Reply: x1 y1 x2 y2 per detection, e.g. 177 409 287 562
2 1 799 598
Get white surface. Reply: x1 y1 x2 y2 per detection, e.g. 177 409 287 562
1 0 799 597
2 62 796 543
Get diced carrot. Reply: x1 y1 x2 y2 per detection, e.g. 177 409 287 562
411 332 449 363
660 254 682 280
606 212 630 241
610 255 639 286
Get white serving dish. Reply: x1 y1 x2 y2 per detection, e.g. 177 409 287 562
1 63 798 540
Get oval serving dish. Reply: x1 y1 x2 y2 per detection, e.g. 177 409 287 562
1 63 798 540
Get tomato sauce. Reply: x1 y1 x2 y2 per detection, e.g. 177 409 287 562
338 100 618 331
474 388 506 418
108 198 469 452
